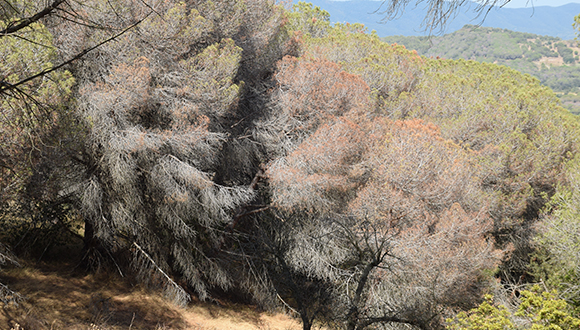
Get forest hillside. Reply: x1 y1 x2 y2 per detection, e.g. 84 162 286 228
383 25 580 114
2 1 580 330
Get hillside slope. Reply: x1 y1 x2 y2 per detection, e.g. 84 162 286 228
382 25 580 114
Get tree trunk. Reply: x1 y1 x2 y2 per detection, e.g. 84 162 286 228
80 219 102 269
346 260 378 330
301 314 312 330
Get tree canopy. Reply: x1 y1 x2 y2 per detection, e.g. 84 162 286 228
2 1 580 329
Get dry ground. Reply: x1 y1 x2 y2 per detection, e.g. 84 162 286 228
0 263 301 330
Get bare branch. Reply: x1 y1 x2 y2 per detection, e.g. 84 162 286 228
133 242 190 306
0 0 66 36
0 10 153 95
377 0 512 34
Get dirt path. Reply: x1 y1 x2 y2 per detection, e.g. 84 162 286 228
0 264 301 330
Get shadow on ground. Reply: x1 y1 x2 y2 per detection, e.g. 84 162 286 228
0 262 186 330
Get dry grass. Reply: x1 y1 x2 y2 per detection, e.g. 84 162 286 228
0 263 301 330
183 303 301 330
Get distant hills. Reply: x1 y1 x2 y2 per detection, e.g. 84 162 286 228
296 0 580 39
382 25 580 114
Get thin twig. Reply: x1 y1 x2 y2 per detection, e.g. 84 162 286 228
128 312 136 330
132 241 189 304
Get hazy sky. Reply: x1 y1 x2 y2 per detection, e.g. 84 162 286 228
502 0 580 7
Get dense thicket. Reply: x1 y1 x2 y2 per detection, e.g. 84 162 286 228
1 0 292 305
2 1 580 329
59 0 294 304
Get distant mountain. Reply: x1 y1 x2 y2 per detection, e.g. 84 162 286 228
297 0 580 39
382 25 580 114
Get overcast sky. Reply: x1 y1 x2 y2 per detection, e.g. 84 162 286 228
502 0 580 7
